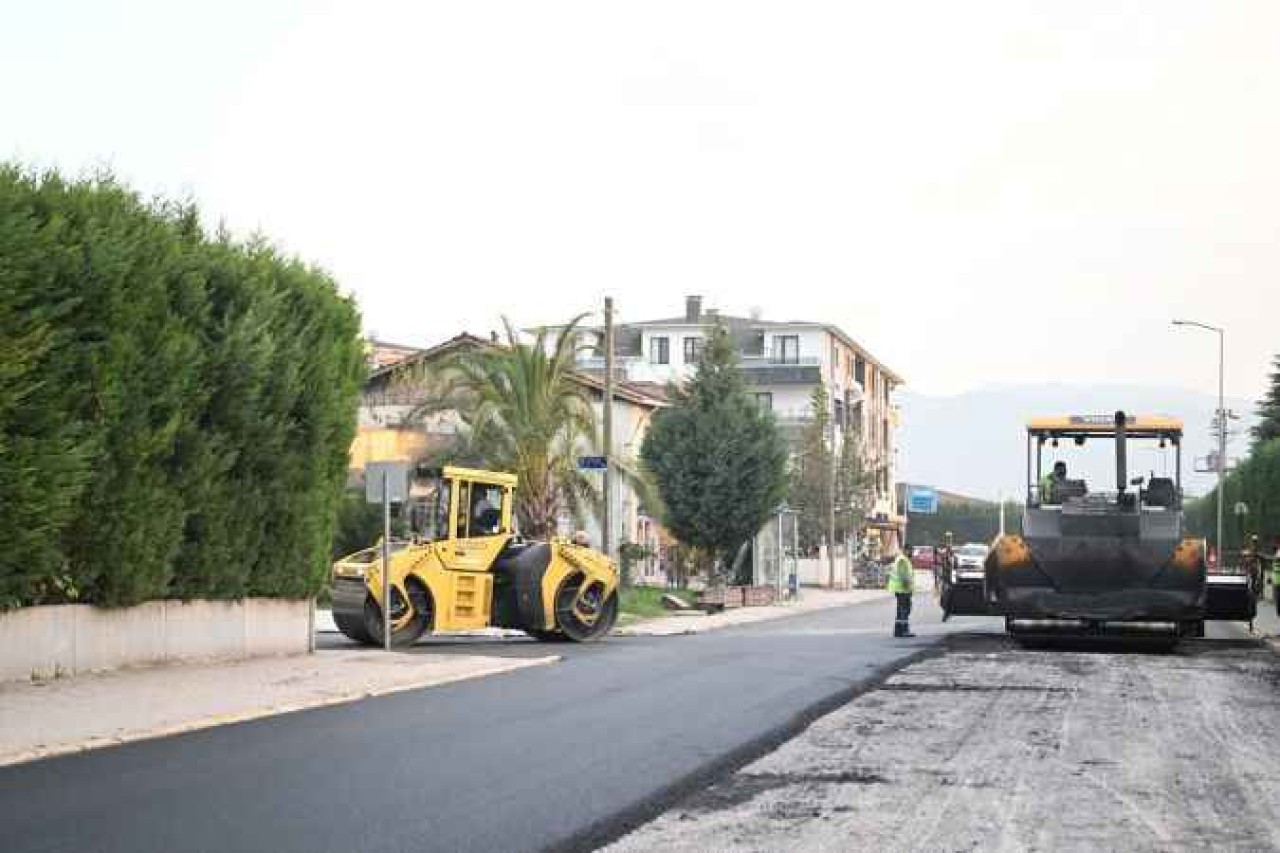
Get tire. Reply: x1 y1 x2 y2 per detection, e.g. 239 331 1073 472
363 581 432 647
553 576 618 642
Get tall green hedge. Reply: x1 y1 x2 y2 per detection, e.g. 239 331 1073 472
1186 438 1280 549
0 166 365 609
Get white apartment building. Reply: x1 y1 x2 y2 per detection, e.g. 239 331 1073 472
549 296 906 546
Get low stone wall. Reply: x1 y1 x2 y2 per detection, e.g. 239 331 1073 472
0 599 312 683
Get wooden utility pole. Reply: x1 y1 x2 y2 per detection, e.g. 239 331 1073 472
603 297 615 560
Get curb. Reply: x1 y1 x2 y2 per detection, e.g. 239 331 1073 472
0 655 559 769
616 591 892 637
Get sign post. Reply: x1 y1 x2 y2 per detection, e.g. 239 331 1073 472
365 461 409 652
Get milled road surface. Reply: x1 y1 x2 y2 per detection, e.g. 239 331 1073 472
603 629 1280 853
0 593 977 853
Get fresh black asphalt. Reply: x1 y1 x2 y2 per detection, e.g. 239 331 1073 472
0 597 997 853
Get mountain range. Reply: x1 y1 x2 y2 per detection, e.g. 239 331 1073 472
897 384 1258 502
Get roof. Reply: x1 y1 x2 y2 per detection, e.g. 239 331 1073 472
442 465 518 488
367 332 666 410
546 311 904 387
1027 415 1184 435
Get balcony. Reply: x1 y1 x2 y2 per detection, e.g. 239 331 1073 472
739 355 821 385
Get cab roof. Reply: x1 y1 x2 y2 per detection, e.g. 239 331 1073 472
1026 414 1183 437
441 465 518 488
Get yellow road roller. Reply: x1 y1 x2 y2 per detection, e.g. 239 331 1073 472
331 466 619 645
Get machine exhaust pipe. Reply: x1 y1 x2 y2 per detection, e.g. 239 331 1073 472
1115 410 1128 493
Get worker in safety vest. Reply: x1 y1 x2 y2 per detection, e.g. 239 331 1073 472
1039 461 1067 505
887 546 916 638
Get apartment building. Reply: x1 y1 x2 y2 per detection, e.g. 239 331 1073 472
552 296 906 547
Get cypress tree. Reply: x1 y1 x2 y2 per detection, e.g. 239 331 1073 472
1251 355 1280 449
641 322 789 577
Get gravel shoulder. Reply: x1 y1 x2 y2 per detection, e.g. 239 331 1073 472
603 633 1280 853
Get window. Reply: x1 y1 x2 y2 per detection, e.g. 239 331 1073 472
773 335 799 364
682 336 703 364
754 392 773 413
855 357 866 385
834 399 845 428
463 484 506 538
649 336 669 365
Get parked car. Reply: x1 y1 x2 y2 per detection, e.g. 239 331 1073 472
910 545 938 571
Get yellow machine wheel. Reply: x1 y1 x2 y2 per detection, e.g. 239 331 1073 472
552 575 618 642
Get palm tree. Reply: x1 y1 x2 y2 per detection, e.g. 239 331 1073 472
409 316 608 539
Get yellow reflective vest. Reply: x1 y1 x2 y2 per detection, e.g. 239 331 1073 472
887 554 915 594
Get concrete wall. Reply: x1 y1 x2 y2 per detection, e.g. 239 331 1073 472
0 598 312 683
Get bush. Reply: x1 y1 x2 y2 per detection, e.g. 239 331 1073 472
0 165 364 608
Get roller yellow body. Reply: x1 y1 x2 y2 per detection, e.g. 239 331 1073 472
331 466 619 645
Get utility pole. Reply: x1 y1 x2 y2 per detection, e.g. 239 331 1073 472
603 296 615 561
1172 319 1226 556
827 403 838 589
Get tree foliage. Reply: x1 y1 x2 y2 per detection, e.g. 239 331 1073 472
904 501 1023 546
0 165 364 609
641 323 789 574
1251 354 1280 449
1186 437 1280 550
414 318 602 539
787 384 873 552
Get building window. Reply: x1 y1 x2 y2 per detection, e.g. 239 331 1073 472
682 336 703 364
772 335 799 364
855 356 866 385
650 336 669 365
754 392 773 413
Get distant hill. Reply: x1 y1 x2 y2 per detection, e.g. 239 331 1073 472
898 384 1256 502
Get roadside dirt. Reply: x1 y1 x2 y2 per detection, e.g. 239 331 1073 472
601 635 1280 853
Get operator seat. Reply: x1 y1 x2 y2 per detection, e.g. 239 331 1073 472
1144 477 1177 508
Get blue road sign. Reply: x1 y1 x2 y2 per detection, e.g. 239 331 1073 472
907 487 939 515
578 455 608 471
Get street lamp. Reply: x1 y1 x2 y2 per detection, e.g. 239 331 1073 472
1172 319 1225 557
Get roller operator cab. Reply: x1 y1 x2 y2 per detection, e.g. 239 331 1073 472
331 466 619 646
985 412 1212 637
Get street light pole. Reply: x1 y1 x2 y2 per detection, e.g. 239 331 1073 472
1172 319 1225 556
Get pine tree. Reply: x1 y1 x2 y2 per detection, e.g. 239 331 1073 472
1251 354 1280 448
641 322 789 578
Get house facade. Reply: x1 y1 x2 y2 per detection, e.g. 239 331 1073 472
545 296 906 552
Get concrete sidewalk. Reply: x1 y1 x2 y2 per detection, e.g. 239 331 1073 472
615 587 892 636
0 648 556 768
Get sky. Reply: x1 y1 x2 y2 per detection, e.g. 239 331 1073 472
4 1 1278 402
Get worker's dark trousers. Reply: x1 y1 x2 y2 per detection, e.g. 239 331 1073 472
894 593 913 637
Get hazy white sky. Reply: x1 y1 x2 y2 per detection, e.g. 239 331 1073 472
5 1 1277 400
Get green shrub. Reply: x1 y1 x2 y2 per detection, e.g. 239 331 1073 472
0 165 364 608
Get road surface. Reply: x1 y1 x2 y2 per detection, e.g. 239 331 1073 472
1 593 977 853
605 622 1279 853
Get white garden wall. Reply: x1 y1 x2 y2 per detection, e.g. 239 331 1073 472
0 598 312 682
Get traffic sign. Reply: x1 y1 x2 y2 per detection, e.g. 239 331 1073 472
578 456 608 471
